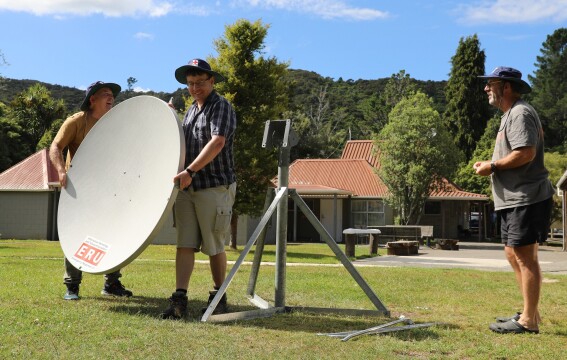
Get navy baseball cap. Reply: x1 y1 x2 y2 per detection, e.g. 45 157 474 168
174 58 226 85
478 66 531 94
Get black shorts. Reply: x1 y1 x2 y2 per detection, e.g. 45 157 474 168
499 197 553 247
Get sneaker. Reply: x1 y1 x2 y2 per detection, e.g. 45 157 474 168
101 281 133 297
201 290 229 315
161 291 188 320
64 285 80 300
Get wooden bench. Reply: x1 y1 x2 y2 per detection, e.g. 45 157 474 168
343 228 381 257
386 240 419 255
371 226 433 245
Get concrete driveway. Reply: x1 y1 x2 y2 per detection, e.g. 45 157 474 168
353 241 567 275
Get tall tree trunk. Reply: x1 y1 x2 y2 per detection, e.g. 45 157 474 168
230 213 239 250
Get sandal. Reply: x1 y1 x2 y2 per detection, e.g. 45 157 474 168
495 312 521 323
489 319 539 334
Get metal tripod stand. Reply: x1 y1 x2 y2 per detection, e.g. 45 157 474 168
201 120 390 322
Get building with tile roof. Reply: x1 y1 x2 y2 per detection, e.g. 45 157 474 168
1 140 490 244
270 140 489 242
0 149 60 239
0 149 177 243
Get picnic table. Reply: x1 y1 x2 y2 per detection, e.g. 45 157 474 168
342 228 381 257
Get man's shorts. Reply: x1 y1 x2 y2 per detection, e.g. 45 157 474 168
174 183 236 256
499 197 553 247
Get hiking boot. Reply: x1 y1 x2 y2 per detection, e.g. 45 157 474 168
101 280 133 297
161 291 188 320
201 290 229 315
64 285 80 300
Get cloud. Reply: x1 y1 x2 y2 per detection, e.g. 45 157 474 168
232 0 389 20
456 0 567 24
0 0 174 17
133 86 152 93
134 32 155 40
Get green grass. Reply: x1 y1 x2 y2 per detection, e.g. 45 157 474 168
1 239 566 359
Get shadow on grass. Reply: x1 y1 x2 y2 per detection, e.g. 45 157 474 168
230 311 455 341
103 295 261 320
104 295 456 340
248 249 339 262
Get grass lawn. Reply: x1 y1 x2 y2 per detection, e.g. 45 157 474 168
1 239 566 359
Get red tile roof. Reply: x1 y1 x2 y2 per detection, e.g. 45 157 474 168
285 159 388 197
0 149 59 191
274 140 488 200
341 140 380 168
430 178 489 200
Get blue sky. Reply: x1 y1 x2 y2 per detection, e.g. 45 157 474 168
0 0 565 93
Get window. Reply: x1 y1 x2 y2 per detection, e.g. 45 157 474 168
351 199 385 227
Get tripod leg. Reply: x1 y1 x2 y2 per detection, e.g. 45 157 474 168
201 187 287 322
290 190 390 316
247 188 275 297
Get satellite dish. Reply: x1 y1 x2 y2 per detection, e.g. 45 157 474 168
58 95 185 274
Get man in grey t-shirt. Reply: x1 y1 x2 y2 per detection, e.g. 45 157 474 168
474 67 554 334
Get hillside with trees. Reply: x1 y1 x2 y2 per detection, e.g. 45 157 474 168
0 67 447 171
1 26 566 227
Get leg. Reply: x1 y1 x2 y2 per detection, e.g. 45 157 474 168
504 245 523 291
104 270 122 284
209 251 227 288
511 243 541 330
161 247 194 320
176 247 196 290
63 257 82 286
503 245 542 324
101 269 133 297
161 191 198 320
63 257 82 300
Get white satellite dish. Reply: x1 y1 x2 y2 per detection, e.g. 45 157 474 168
58 95 185 274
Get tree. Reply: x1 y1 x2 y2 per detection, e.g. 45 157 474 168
454 114 500 197
290 84 348 159
8 84 66 152
443 34 491 162
36 118 64 150
381 70 417 112
376 92 462 225
357 93 384 137
0 49 7 92
127 77 138 92
0 116 29 172
528 28 567 150
208 19 290 248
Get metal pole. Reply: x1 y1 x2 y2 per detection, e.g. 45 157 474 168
333 194 338 242
247 188 275 297
563 191 566 252
275 147 290 307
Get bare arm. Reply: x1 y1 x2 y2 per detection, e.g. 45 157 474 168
174 135 226 189
49 140 68 188
473 146 536 176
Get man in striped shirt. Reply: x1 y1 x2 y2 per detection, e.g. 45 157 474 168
162 59 237 320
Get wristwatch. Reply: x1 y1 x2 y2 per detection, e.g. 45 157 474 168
490 161 497 173
186 168 196 178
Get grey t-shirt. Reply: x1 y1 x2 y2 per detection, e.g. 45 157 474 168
491 99 554 210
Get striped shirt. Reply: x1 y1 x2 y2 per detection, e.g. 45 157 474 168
182 91 236 190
